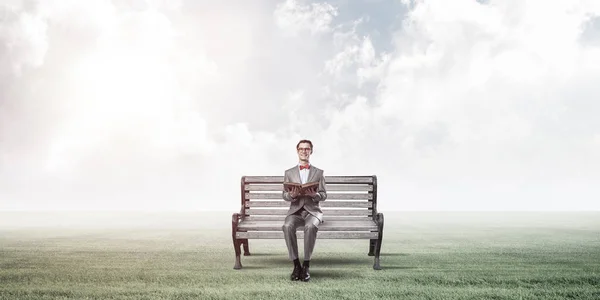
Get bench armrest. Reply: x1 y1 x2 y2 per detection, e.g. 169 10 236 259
232 213 242 224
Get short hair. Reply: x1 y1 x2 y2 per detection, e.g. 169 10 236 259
296 139 313 154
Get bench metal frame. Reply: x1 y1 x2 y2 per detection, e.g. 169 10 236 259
232 175 384 270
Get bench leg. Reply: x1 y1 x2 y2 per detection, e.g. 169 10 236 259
373 213 384 270
368 239 376 256
232 214 242 270
242 239 251 256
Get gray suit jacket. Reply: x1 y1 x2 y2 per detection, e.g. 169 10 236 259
282 165 327 222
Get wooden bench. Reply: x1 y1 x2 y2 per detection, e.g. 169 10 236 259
231 175 384 270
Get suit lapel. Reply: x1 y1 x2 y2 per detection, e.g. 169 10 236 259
292 166 302 183
307 166 316 183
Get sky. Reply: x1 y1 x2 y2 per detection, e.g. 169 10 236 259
1 0 599 211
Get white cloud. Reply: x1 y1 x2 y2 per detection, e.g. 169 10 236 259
1 0 599 211
274 0 338 36
0 2 48 78
363 0 600 210
325 36 376 76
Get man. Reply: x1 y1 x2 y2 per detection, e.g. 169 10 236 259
282 139 327 282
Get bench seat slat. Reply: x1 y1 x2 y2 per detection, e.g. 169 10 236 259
244 176 374 184
246 201 372 208
236 231 378 239
245 209 371 216
245 184 373 192
245 193 372 200
238 220 377 231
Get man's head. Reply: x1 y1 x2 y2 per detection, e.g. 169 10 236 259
296 139 313 164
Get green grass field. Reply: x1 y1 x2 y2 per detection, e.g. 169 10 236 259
1 212 599 299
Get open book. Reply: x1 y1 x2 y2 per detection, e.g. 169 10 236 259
283 181 319 193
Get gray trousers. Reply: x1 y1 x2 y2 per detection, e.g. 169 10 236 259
282 209 320 261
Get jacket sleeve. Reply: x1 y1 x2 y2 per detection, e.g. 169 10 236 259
313 170 327 202
282 171 295 202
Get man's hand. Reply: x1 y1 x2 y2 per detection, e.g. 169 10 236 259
289 186 301 199
304 187 318 199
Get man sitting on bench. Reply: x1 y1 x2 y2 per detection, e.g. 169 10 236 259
282 139 327 282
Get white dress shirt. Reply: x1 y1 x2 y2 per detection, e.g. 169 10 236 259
298 164 310 184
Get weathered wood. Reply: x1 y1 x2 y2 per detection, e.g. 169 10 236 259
245 184 373 192
238 220 378 231
245 201 372 208
243 216 374 221
245 193 372 200
236 231 379 239
244 176 374 184
245 209 371 216
371 175 378 216
239 178 246 218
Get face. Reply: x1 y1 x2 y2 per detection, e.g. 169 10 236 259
297 142 312 163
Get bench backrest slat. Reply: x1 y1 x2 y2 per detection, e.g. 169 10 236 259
244 216 373 221
243 176 374 184
245 184 373 192
246 201 372 208
245 208 372 216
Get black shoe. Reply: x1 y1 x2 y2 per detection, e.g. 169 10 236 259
301 266 310 282
290 265 302 281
